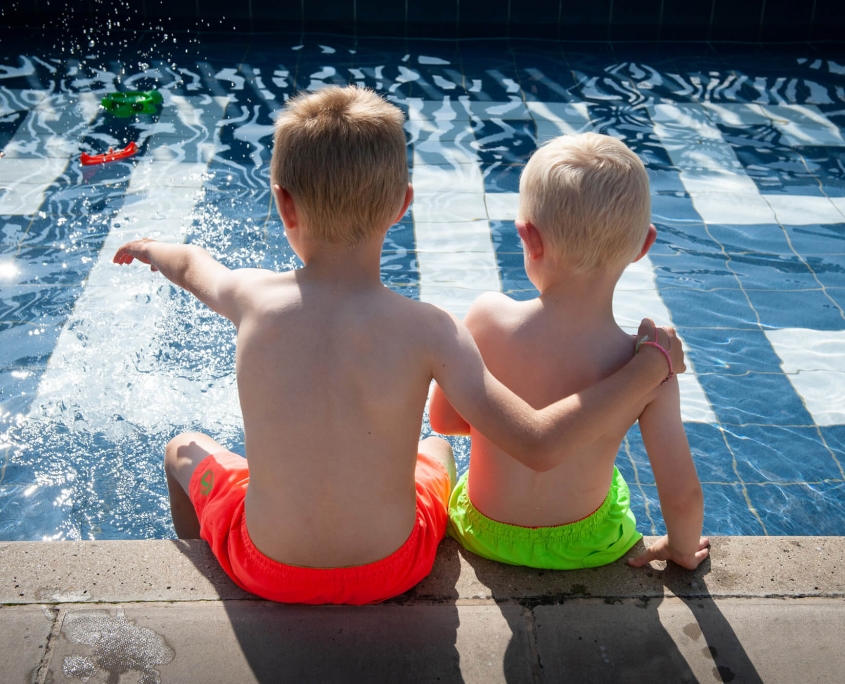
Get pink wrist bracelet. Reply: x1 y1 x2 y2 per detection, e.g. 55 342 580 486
636 338 674 386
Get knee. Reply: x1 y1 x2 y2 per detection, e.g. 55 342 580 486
164 432 201 473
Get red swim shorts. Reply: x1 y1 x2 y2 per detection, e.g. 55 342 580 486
188 450 451 605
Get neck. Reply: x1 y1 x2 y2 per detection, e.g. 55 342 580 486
297 234 386 289
534 264 623 326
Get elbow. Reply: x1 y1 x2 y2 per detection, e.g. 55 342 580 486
662 482 704 519
518 435 560 473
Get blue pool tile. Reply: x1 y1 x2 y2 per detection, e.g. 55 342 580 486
744 288 845 330
802 255 845 289
651 220 723 255
482 163 523 193
726 424 840 483
728 254 821 291
707 223 795 257
628 483 663 535
747 483 845 535
658 288 759 329
699 373 812 426
490 220 521 253
651 193 713 226
0 322 61 368
820 426 845 461
700 484 767 535
647 167 686 193
679 328 789 375
0 285 82 323
826 288 845 311
786 224 845 255
385 221 416 252
652 252 738 290
619 423 653 485
686 423 737 483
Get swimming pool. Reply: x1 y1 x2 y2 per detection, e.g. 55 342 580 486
1 32 844 540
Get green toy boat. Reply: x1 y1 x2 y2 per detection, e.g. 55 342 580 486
100 90 163 117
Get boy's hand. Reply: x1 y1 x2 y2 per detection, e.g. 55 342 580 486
635 318 686 377
628 535 710 570
113 238 159 271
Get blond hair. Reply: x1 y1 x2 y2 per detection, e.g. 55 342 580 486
271 86 408 246
518 133 650 271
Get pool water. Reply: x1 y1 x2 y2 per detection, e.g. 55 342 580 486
1 31 844 540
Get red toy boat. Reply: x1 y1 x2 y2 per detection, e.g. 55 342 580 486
80 141 138 166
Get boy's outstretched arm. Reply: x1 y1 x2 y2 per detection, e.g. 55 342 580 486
429 311 684 472
113 238 252 326
629 376 709 570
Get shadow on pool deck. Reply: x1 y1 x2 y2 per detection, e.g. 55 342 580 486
1 536 842 682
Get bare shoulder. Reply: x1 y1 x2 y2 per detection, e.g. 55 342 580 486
227 268 298 312
465 291 528 338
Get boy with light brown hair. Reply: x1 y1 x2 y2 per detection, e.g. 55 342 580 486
113 88 684 605
431 132 709 571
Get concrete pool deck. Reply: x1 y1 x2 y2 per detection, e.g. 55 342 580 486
1 537 843 683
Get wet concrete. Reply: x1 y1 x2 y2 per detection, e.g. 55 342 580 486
1 537 844 683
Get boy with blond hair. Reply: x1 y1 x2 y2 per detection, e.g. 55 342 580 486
113 89 683 605
431 132 709 571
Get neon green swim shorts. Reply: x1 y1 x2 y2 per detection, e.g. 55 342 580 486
447 466 642 570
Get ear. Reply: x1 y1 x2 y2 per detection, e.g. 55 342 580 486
633 224 657 262
395 184 413 223
273 184 299 231
516 220 544 261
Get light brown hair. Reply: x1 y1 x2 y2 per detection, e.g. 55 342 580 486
271 86 408 246
519 133 651 271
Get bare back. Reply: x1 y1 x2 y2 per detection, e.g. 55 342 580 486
464 292 656 527
234 269 436 567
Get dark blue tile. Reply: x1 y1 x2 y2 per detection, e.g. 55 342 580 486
482 164 523 193
355 0 405 37
384 221 416 252
490 219 521 253
558 2 612 41
820 426 845 458
748 483 845 535
679 327 791 375
459 0 508 38
510 0 561 40
652 252 738 290
0 286 83 323
685 423 737 484
707 223 794 257
786 224 845 256
660 0 712 41
732 143 823 197
619 423 653 485
472 120 535 165
609 0 661 41
651 222 724 255
729 253 821 291
811 0 845 41
745 288 845 330
803 255 845 289
658 288 760 329
700 483 767 535
647 167 686 194
727 424 840 483
701 373 812 426
0 321 62 368
406 0 458 38
628 483 662 535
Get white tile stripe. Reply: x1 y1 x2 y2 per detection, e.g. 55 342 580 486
765 328 845 427
410 103 501 317
29 95 243 434
649 103 845 225
0 91 101 215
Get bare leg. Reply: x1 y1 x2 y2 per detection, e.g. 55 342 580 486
419 435 457 492
164 431 227 539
